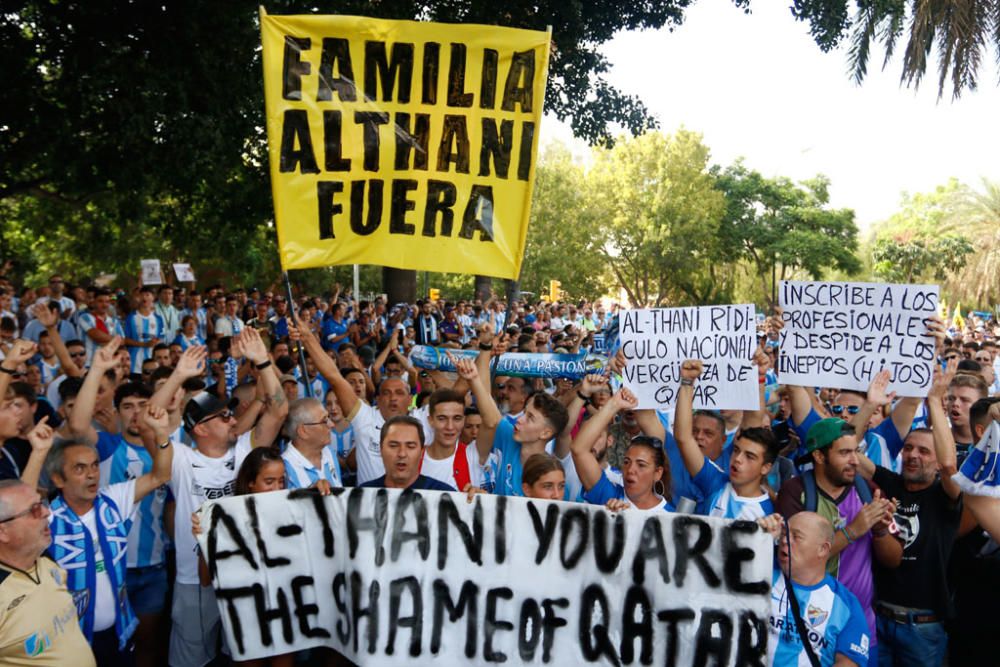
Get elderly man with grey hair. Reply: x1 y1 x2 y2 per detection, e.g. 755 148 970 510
43 404 173 667
281 397 343 491
0 479 96 666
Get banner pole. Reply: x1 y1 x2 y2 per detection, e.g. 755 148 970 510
284 270 313 398
352 264 360 301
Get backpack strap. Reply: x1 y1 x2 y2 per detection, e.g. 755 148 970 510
854 476 873 504
803 470 818 512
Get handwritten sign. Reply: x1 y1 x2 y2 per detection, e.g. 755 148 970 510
619 306 759 410
778 281 939 397
140 259 162 285
173 263 196 282
198 488 771 665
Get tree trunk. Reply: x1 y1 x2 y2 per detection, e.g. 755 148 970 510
474 275 492 302
505 278 520 304
382 267 416 304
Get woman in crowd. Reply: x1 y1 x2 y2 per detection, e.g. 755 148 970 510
571 379 674 512
521 453 566 500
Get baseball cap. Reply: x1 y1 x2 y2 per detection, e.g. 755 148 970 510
796 418 855 465
183 392 238 431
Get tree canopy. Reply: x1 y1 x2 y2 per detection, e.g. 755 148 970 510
792 0 1000 99
1 0 755 288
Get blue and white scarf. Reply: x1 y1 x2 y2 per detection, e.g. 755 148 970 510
953 421 1000 497
48 493 138 648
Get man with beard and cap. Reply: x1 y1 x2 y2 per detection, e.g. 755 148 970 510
777 418 901 665
854 362 961 667
163 327 287 667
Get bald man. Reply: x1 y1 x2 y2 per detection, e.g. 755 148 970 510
0 480 95 666
766 512 871 667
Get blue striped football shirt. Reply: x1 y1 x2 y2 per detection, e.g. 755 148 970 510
123 311 165 373
283 443 342 489
96 432 171 568
76 311 124 364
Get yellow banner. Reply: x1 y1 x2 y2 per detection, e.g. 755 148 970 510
260 11 550 279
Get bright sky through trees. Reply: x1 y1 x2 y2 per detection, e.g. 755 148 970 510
540 1 1000 228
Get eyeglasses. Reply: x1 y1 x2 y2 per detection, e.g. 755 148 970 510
830 405 860 416
199 409 234 425
302 416 332 427
0 499 48 523
70 351 87 358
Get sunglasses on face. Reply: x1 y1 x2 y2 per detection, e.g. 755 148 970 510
830 405 860 416
199 409 234 425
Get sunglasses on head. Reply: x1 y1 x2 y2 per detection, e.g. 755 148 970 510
830 405 860 416
630 435 664 448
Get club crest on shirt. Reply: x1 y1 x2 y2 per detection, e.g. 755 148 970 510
806 604 828 627
23 632 51 657
71 588 90 619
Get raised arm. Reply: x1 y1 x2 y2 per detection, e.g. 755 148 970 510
371 330 398 385
33 304 83 378
674 359 706 477
133 403 173 502
449 352 501 463
21 417 54 489
0 340 37 399
150 345 207 411
291 316 360 418
741 344 772 430
853 369 895 435
556 374 599 459
928 359 961 501
234 327 288 447
68 337 122 445
571 385 635 491
471 333 509 455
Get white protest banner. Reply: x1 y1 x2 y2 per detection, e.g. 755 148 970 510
140 259 162 285
197 488 771 665
778 280 940 397
173 262 196 282
619 306 759 410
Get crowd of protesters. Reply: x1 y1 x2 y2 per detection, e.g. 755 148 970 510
0 271 997 666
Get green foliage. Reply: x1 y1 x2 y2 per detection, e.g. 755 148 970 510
589 130 732 306
714 161 861 305
1 0 754 291
791 1 1000 99
869 178 1000 306
871 236 974 283
519 143 612 301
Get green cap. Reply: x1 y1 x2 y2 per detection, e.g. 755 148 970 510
797 418 855 465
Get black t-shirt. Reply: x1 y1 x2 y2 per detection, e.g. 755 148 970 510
360 475 456 492
872 466 962 616
0 438 31 481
